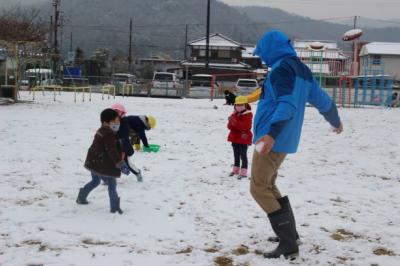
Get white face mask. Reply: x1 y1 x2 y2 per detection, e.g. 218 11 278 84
235 105 246 112
110 124 120 133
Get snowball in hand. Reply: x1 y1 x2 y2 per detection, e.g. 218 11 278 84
255 141 264 153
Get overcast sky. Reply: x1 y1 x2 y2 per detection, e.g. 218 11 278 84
1 0 399 20
221 0 399 20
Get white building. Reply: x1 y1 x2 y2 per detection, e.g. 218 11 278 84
294 40 349 76
359 42 400 80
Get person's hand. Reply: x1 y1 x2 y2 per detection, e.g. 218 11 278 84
255 135 275 155
333 123 343 134
230 116 238 126
121 152 126 160
120 163 130 175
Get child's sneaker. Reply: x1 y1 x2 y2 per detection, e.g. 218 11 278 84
229 166 240 177
238 168 248 180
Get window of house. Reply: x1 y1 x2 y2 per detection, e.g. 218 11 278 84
199 49 211 57
218 50 230 58
372 55 381 65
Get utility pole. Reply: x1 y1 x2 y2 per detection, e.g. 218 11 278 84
353 15 359 76
70 32 73 52
52 0 61 76
205 0 211 72
184 24 188 60
353 15 358 29
59 12 65 53
128 18 133 73
49 16 53 52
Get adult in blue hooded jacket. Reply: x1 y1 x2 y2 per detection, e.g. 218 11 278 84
250 30 343 259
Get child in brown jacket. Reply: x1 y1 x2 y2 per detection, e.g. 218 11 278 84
76 108 130 214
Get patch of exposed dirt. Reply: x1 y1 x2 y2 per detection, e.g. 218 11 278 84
232 245 249 256
204 248 219 253
81 238 111 245
176 247 193 254
331 229 361 241
373 248 396 256
214 256 233 266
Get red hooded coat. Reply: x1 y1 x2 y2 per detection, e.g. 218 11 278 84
227 105 253 145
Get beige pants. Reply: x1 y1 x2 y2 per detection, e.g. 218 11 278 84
250 151 287 214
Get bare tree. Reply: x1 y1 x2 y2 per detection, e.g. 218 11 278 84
0 6 48 43
0 6 49 101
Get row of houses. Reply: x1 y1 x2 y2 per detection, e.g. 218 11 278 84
1 33 400 88
142 33 400 84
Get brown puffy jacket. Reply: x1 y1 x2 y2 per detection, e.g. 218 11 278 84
84 126 124 178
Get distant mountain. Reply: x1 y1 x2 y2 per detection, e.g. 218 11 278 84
33 0 262 59
237 6 400 43
336 17 400 29
20 1 400 59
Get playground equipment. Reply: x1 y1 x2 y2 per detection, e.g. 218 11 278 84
354 64 393 107
330 60 394 107
342 29 363 76
101 84 116 100
121 83 134 96
307 42 325 86
32 85 92 102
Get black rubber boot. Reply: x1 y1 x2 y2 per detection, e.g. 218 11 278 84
264 208 299 259
76 188 89 205
267 196 300 244
110 197 123 214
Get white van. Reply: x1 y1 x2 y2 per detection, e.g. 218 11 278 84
151 72 181 97
188 74 218 98
235 79 259 95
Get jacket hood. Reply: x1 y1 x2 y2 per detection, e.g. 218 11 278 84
253 30 296 67
139 115 150 130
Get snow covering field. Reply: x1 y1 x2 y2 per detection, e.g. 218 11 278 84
0 91 399 266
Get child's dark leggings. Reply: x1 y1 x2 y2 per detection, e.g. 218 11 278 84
232 143 248 169
83 172 118 207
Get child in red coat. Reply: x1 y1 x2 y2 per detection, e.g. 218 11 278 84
227 96 253 179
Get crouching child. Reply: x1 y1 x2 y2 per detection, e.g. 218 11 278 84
76 108 130 214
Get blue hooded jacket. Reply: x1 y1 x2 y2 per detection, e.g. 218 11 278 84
253 30 341 153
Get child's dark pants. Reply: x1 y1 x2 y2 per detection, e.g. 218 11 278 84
232 143 248 169
82 172 119 208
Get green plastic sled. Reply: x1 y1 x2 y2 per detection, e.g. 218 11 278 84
143 144 160 153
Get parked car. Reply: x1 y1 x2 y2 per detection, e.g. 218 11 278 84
151 72 182 97
63 77 89 87
235 79 259 95
39 78 63 86
188 74 219 98
111 73 136 94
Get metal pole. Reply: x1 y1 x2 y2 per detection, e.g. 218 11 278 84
184 24 188 60
185 65 189 97
70 32 73 52
53 0 60 76
205 0 211 72
353 16 358 29
128 18 133 73
352 16 358 76
5 58 7 85
49 16 53 50
14 43 19 101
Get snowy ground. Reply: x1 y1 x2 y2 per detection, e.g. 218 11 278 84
0 91 399 266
